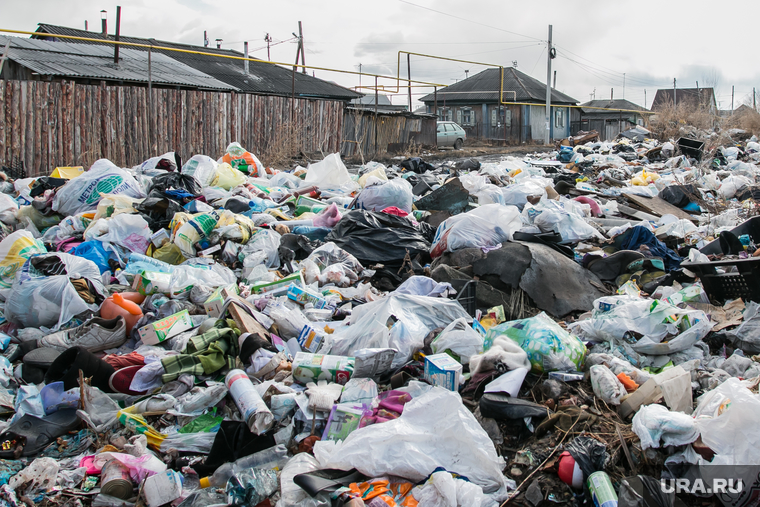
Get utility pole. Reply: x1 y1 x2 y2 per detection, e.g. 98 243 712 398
644 89 647 109
298 21 306 74
732 85 735 114
243 42 249 74
358 63 362 89
544 24 553 145
264 33 272 61
754 87 757 111
203 31 209 47
673 78 677 108
623 73 625 99
113 6 121 65
553 70 556 89
465 69 469 79
407 53 413 112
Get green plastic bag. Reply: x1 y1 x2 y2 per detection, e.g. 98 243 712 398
179 410 223 433
485 312 586 374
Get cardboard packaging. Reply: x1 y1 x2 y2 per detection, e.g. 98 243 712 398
203 284 239 318
424 353 463 391
137 309 194 345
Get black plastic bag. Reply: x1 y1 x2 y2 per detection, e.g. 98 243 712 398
619 475 682 507
399 157 435 174
454 158 481 172
135 197 183 231
325 210 431 265
193 421 276 477
658 185 697 209
150 172 203 196
565 435 609 478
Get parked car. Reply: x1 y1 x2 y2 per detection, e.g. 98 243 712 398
436 121 466 149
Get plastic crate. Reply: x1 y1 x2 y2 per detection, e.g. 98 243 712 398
682 257 760 303
700 217 760 256
451 279 478 317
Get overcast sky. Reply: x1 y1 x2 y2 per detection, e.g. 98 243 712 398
4 0 759 110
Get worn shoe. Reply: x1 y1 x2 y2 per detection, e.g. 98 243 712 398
38 316 127 353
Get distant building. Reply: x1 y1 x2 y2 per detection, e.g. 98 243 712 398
576 99 649 140
651 88 716 114
419 67 579 144
350 94 407 112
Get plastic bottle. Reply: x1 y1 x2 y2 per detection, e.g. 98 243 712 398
199 444 288 488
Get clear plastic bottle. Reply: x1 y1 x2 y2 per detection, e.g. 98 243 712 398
199 444 288 488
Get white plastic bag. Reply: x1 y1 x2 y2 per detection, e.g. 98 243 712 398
500 179 550 210
631 404 698 449
5 275 97 331
86 213 151 254
168 262 237 299
239 229 282 268
356 178 414 213
412 470 486 507
431 204 521 258
431 318 484 364
314 387 511 502
589 364 627 405
181 155 218 187
52 159 145 216
303 153 355 191
718 174 753 199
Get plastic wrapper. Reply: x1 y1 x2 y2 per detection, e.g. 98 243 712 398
239 229 281 268
431 204 521 258
53 159 146 216
181 154 218 187
302 153 356 192
431 317 484 364
159 431 216 454
356 178 414 213
589 364 627 405
226 469 278 506
631 404 698 450
484 312 586 374
314 387 511 503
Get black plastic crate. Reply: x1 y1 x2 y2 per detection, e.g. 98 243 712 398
677 137 705 161
682 257 760 303
451 279 478 317
700 217 760 256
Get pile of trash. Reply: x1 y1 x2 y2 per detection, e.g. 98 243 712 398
0 129 759 507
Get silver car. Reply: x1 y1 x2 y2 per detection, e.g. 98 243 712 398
436 121 466 149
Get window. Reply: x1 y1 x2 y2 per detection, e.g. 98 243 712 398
491 109 498 127
555 108 565 128
456 109 462 125
461 108 473 125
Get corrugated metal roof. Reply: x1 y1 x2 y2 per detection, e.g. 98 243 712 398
419 67 577 105
0 35 237 90
34 24 361 100
580 99 647 114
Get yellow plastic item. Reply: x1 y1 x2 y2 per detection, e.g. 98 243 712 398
117 409 167 449
214 162 247 190
50 166 84 179
358 167 388 188
631 170 660 186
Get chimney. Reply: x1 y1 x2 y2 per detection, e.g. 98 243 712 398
215 38 222 49
244 41 249 74
100 10 107 34
611 88 614 101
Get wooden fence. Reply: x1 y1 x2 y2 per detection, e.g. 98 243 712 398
0 80 345 176
341 108 437 159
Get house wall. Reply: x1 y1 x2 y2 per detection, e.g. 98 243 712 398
529 105 573 142
0 79 344 176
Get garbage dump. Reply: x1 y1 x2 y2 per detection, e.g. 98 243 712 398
3 127 760 507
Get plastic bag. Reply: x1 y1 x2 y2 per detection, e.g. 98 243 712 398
220 142 266 177
589 364 627 405
356 178 414 213
77 383 121 433
431 204 521 258
694 378 760 465
500 179 550 210
239 229 281 268
215 162 247 190
168 262 236 299
412 470 486 507
484 312 586 374
5 275 96 330
719 175 753 199
181 155 218 187
0 230 46 289
314 387 510 502
277 453 327 507
69 241 112 274
87 214 151 254
303 153 355 190
431 318 484 364
52 159 146 216
631 404 698 450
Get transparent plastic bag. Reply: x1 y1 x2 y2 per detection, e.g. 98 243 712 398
632 404 698 450
87 213 151 254
356 178 414 213
303 153 354 190
5 275 97 331
239 229 281 268
589 364 627 405
431 317 484 364
214 162 247 190
431 204 521 258
181 155 218 187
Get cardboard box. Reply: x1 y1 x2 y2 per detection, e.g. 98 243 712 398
251 272 303 296
617 365 692 419
137 310 194 345
203 284 239 318
149 229 170 248
424 353 463 391
292 352 354 385
287 283 329 309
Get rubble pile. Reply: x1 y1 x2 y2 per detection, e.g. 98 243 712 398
0 128 758 507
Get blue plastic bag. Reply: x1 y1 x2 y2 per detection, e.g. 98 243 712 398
69 241 112 274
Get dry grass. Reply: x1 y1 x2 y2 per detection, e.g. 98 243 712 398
725 108 760 135
257 121 306 169
648 101 719 140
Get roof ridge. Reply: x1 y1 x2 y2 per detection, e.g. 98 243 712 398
507 67 530 99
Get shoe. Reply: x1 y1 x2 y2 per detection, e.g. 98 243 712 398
39 316 127 353
587 250 645 281
44 346 116 392
109 365 148 396
0 409 81 458
626 257 665 273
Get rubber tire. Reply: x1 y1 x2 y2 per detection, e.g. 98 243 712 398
454 138 464 150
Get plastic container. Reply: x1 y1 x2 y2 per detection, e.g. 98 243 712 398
682 257 760 303
225 369 274 435
588 471 618 507
677 137 705 161
451 279 477 317
699 217 760 256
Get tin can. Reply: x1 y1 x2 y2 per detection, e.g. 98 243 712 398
588 471 618 507
100 459 133 499
225 369 274 435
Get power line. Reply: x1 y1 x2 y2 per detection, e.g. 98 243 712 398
398 0 544 41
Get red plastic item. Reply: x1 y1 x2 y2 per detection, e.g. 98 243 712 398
617 372 639 392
